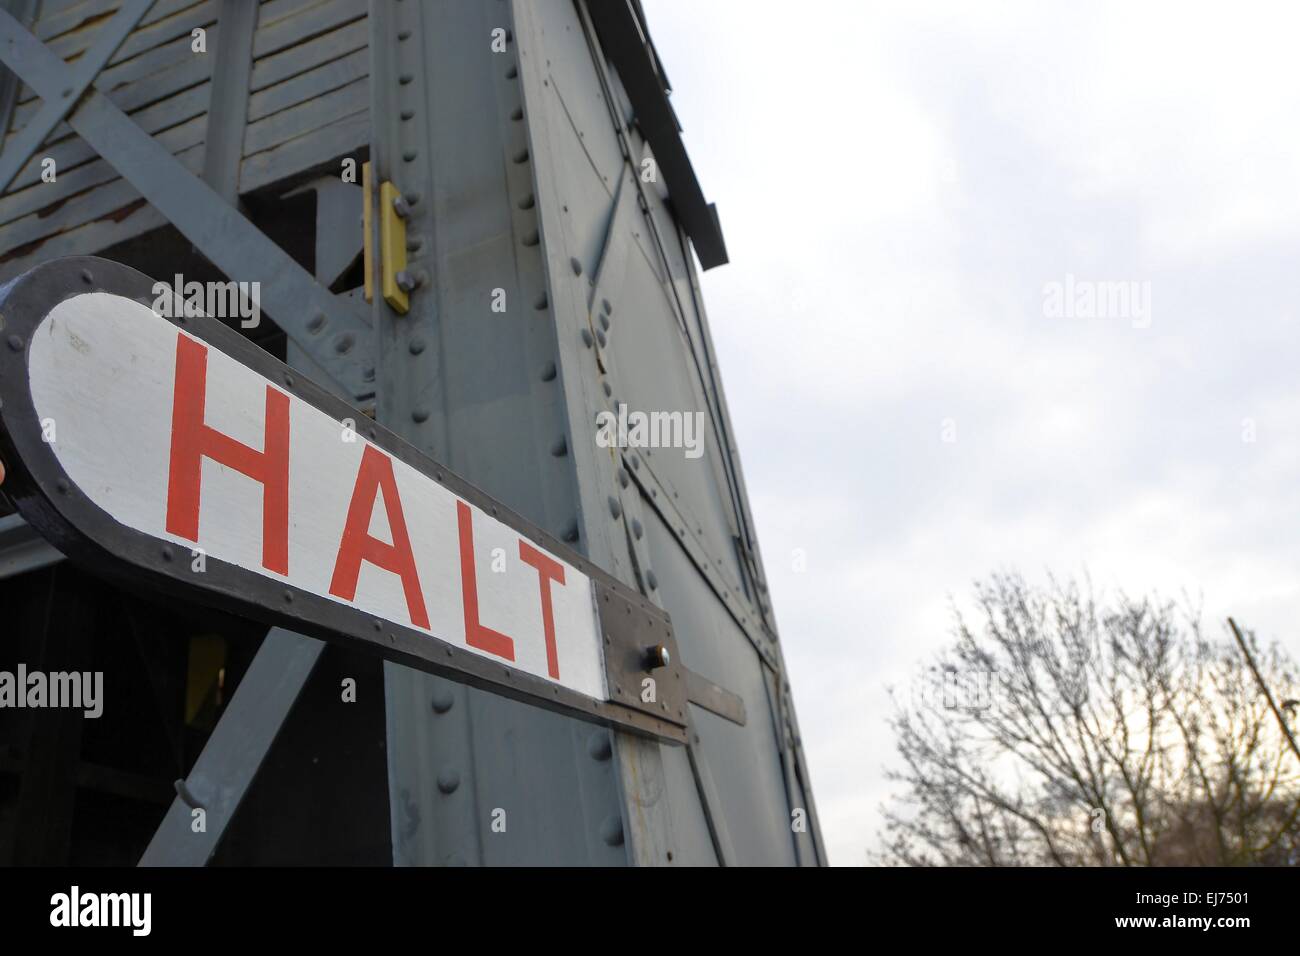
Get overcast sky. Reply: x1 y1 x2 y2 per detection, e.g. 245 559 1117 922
643 0 1300 865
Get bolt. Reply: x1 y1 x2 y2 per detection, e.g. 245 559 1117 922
395 270 419 293
644 644 671 670
393 195 413 219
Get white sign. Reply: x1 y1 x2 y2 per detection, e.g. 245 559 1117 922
26 292 608 700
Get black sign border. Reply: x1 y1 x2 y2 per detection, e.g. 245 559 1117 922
0 256 688 743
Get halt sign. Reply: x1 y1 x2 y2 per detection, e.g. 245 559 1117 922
0 257 688 742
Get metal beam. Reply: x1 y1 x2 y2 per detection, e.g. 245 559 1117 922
0 0 38 147
0 0 153 195
201 0 257 203
0 513 62 579
0 7 373 400
138 628 324 866
583 0 727 269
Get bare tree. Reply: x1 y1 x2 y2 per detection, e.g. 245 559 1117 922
875 573 1300 866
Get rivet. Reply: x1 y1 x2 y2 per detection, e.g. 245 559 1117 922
632 518 643 539
284 590 294 602
602 298 612 315
550 435 567 457
518 194 535 210
409 337 427 355
398 28 412 39
400 108 415 120
56 478 70 494
599 815 624 847
412 408 429 423
284 374 295 387
436 768 461 794
618 468 629 488
580 328 593 348
6 335 23 351
602 381 612 397
402 149 417 162
522 229 540 246
373 620 383 632
587 731 612 761
431 688 454 713
399 73 413 85
599 312 610 331
540 360 557 381
562 521 579 543
334 333 355 354
506 65 518 79
80 269 94 284
511 107 523 121
512 147 529 164
161 547 173 562
534 292 548 310
646 570 658 590
307 312 326 333
608 496 621 519
570 257 582 275
596 328 607 347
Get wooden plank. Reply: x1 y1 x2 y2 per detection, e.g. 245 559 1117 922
7 79 209 193
0 200 166 280
109 0 217 64
0 140 203 251
248 45 364 122
35 0 118 42
249 16 365 93
241 73 365 155
0 110 205 224
255 0 329 30
251 0 362 60
239 107 367 193
10 29 212 133
43 0 208 62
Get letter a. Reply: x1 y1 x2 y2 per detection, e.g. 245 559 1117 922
330 446 430 629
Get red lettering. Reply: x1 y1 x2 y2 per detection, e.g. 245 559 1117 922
519 540 565 679
330 446 430 629
457 501 514 661
166 335 290 574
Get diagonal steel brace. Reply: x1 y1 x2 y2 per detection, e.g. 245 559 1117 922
0 0 154 195
0 8 373 400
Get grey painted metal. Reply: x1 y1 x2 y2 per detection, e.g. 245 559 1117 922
373 0 636 866
584 0 726 269
0 7 373 402
0 0 38 144
0 513 62 579
0 0 152 195
201 0 258 203
139 627 325 866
